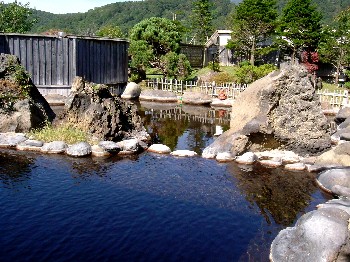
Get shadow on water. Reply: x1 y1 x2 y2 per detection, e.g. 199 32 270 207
0 150 35 189
227 162 332 226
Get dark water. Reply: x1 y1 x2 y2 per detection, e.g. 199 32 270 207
0 103 331 262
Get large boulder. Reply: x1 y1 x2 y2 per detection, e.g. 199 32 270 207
139 89 178 102
121 82 141 99
0 54 55 132
335 107 350 124
59 77 146 142
270 207 350 262
204 63 331 157
202 131 249 158
316 168 350 196
182 91 212 105
315 142 350 166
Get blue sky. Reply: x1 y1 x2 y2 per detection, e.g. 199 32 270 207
2 0 141 14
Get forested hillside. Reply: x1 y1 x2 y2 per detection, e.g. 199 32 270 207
30 0 350 37
30 0 235 37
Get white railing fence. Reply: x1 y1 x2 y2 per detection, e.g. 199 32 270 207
145 79 350 109
145 78 247 99
317 89 349 109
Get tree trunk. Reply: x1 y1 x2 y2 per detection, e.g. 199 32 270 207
250 39 255 66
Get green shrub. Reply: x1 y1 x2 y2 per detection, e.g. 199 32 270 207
234 63 277 84
344 82 350 89
211 71 236 84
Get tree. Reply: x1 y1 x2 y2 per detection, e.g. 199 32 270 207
0 0 37 33
226 0 277 65
318 8 350 83
95 25 124 38
191 0 214 45
129 17 191 80
276 0 322 63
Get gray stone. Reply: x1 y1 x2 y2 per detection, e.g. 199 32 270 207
259 158 282 168
91 144 111 157
0 132 27 147
116 139 140 155
139 90 178 102
148 144 171 154
317 168 350 195
315 142 350 166
317 199 350 215
335 107 350 124
235 152 258 164
338 117 350 130
305 164 328 173
121 82 141 99
202 130 249 158
270 208 350 262
284 163 306 171
17 139 44 151
41 141 67 154
66 142 92 157
340 132 350 141
171 150 198 157
216 152 235 162
182 91 212 105
60 77 145 142
98 141 121 154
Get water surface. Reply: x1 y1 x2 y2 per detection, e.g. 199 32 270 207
0 104 331 262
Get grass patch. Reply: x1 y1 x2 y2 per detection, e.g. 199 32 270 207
28 123 90 144
321 82 346 92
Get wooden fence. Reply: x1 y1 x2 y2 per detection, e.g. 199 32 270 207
317 89 349 108
0 33 129 96
145 78 247 99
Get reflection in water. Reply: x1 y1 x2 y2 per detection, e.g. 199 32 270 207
0 150 35 189
138 102 230 154
227 163 331 226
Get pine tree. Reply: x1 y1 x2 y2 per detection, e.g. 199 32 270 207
276 0 322 63
227 0 278 65
191 0 214 45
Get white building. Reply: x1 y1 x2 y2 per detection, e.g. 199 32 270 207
205 30 233 66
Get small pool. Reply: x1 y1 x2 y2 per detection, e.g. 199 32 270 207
0 104 331 262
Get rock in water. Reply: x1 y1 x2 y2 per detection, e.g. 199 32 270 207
204 63 331 157
0 54 55 132
60 77 146 142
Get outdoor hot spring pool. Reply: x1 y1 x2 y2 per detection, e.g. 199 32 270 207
0 103 331 262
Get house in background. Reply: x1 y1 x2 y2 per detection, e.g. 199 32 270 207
204 30 233 66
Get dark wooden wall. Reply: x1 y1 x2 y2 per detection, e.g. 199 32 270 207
0 33 129 96
180 44 204 68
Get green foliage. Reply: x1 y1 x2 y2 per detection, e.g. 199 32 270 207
29 0 235 39
208 61 220 72
161 52 192 79
276 0 322 62
0 0 37 33
318 8 350 83
344 82 350 89
0 59 32 112
191 0 214 45
234 63 277 83
129 17 191 80
211 71 236 84
95 25 124 38
228 0 278 65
